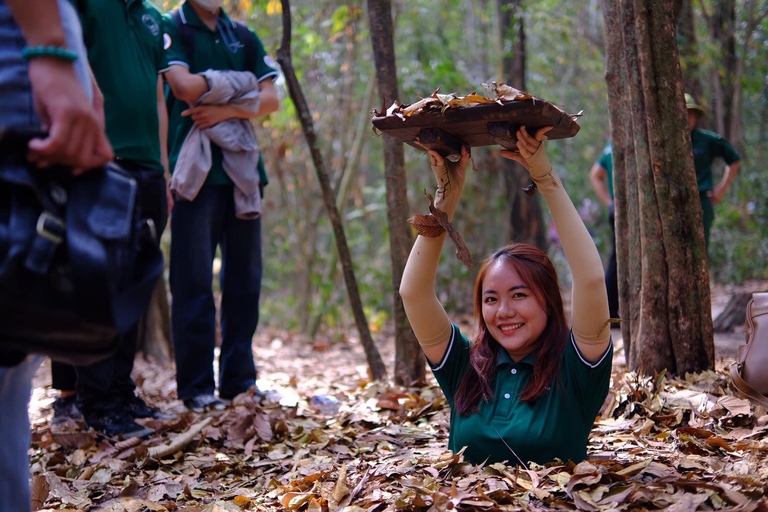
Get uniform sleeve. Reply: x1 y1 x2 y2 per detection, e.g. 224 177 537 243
154 11 169 74
712 135 741 165
429 324 471 406
249 28 278 82
597 151 611 171
562 331 613 419
162 14 189 69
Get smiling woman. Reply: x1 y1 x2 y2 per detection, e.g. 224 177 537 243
399 127 614 467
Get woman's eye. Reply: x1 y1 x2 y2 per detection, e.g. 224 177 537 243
484 297 497 304
513 292 527 299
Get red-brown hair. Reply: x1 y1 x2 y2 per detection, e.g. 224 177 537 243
454 243 569 416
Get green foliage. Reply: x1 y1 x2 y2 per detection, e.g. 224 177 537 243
162 0 768 329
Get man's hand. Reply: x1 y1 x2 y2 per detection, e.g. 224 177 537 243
26 58 113 173
709 185 725 205
182 104 233 130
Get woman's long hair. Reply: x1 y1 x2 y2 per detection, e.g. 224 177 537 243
454 243 570 416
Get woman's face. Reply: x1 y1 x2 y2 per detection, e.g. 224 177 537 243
481 260 548 361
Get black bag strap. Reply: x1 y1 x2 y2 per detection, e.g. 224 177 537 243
231 20 256 73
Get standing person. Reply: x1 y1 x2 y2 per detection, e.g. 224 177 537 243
162 0 279 412
400 127 612 466
685 93 741 250
588 143 619 321
66 0 174 437
0 0 112 508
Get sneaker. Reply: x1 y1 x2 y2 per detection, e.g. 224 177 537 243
123 395 176 420
183 394 227 413
52 395 83 425
84 409 155 438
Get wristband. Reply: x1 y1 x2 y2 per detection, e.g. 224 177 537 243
22 46 78 62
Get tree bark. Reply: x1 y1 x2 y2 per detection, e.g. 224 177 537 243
137 278 173 366
497 0 548 251
277 0 386 381
675 0 703 101
601 0 714 375
366 0 426 386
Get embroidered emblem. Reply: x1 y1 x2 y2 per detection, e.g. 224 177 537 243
142 14 160 37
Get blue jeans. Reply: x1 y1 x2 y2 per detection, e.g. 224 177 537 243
170 185 262 400
0 1 89 510
0 357 41 512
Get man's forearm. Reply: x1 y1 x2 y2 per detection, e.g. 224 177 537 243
7 0 68 47
718 160 741 193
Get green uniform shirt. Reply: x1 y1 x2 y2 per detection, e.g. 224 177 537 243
74 0 168 171
162 2 278 186
432 324 612 466
691 127 741 191
597 143 614 200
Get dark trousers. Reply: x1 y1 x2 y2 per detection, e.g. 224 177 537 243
700 191 714 251
606 204 620 320
170 185 262 401
74 166 167 413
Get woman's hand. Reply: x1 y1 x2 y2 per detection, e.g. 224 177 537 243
500 126 553 180
417 143 470 219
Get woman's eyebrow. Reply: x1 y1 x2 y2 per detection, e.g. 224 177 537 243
483 285 528 296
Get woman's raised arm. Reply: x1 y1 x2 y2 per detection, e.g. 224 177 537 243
400 146 470 365
502 128 611 361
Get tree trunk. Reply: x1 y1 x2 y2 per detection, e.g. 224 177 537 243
707 0 742 149
277 0 386 381
713 292 753 333
366 0 426 386
137 278 173 366
497 0 548 251
601 0 714 375
675 0 703 101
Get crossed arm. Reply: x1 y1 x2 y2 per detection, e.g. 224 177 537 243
163 65 279 129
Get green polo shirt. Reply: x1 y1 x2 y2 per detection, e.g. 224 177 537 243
74 0 168 171
597 143 614 200
162 3 278 186
691 127 741 191
432 324 612 466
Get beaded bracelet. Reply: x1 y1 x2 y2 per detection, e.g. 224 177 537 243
21 46 78 62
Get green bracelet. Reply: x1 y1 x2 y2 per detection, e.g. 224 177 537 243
21 46 78 62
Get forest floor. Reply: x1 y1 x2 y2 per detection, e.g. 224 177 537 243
27 281 768 511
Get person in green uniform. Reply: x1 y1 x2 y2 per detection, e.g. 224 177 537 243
589 143 618 321
162 0 279 413
52 0 173 437
686 93 742 249
401 127 612 466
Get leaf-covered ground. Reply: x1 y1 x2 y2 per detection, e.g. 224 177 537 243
28 302 768 511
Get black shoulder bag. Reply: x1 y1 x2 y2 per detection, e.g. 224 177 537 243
0 128 164 365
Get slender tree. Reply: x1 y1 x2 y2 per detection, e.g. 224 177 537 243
366 0 426 386
674 0 703 101
601 0 714 374
497 0 548 250
277 0 386 380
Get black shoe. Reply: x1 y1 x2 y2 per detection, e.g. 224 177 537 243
183 394 226 413
84 409 155 438
123 395 176 420
52 395 83 425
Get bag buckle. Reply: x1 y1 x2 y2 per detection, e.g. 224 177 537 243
36 212 65 244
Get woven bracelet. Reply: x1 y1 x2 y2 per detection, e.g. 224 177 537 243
22 46 78 62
